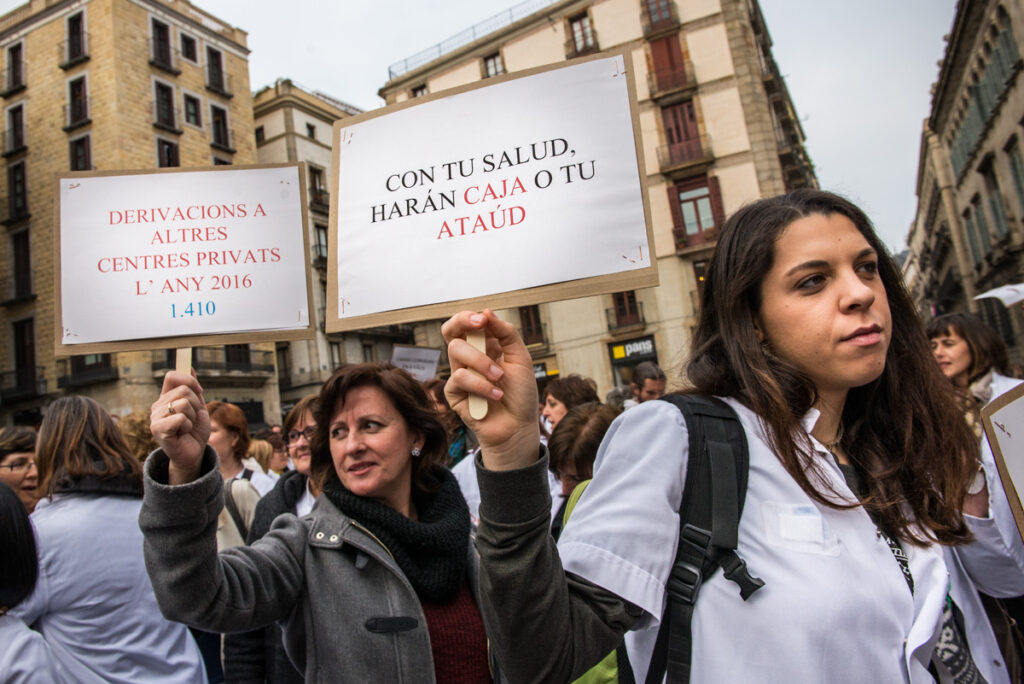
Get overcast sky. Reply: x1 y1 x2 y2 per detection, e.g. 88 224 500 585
5 0 959 251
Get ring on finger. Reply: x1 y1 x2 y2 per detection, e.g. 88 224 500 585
166 400 176 416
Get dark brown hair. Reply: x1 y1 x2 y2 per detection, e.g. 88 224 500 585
207 401 250 462
36 396 141 496
309 363 448 495
0 426 36 459
687 189 977 545
548 402 619 480
0 482 37 611
926 312 1009 383
544 374 600 410
284 394 318 436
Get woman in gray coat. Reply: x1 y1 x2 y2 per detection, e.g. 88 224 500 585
141 363 501 684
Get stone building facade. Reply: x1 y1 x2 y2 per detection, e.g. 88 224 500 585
379 0 815 394
0 0 279 426
905 0 1024 367
253 79 415 415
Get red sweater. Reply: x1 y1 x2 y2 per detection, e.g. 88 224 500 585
420 580 492 683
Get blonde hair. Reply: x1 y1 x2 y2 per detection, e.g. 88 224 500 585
247 439 273 473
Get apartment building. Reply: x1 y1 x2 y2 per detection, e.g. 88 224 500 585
379 0 815 394
253 78 415 414
0 0 279 426
905 0 1024 367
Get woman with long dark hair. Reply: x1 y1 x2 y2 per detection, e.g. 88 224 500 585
141 363 505 683
12 396 205 684
442 189 1022 682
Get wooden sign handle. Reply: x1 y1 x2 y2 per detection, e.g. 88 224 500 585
467 331 488 420
175 347 192 374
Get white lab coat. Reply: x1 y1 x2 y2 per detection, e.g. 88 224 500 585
0 614 64 683
14 494 207 684
558 398 1008 683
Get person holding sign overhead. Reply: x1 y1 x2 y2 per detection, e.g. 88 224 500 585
140 363 504 683
441 189 1024 683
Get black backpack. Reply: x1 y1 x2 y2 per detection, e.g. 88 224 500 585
618 395 765 684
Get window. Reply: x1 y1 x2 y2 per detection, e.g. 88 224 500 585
411 84 427 98
5 43 24 92
276 344 291 380
310 167 328 207
329 342 342 369
693 260 707 292
315 224 328 259
69 135 90 171
978 296 1016 347
184 94 201 126
180 34 197 62
661 101 702 164
255 125 265 143
154 81 176 129
8 160 27 219
157 138 179 167
210 104 230 148
519 305 543 345
67 76 88 126
66 12 86 63
962 211 982 266
643 0 674 26
971 195 993 254
11 230 30 298
483 52 504 78
225 344 251 369
613 291 641 326
568 13 597 55
306 123 316 139
981 165 1010 239
1006 139 1024 215
213 157 231 165
669 178 722 245
151 19 172 69
362 343 375 363
206 46 227 94
12 317 35 391
6 104 24 152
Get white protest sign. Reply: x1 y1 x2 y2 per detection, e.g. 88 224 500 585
56 164 313 353
982 382 1024 544
391 345 442 382
328 50 656 331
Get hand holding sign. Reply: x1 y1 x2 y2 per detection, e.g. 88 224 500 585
442 310 540 470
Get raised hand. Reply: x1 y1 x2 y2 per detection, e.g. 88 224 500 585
442 309 541 470
150 370 211 484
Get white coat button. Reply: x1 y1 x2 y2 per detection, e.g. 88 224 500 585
329 534 339 542
315 532 324 540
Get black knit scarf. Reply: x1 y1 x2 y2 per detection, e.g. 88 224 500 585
322 466 470 603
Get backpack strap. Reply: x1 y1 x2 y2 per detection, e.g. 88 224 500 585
223 479 249 540
652 395 764 684
240 468 254 481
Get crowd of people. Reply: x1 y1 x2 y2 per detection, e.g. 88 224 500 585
1 189 1023 683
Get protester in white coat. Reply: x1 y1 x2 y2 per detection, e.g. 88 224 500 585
443 190 1010 683
12 396 206 684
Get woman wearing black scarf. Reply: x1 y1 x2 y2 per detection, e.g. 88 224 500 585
141 363 502 684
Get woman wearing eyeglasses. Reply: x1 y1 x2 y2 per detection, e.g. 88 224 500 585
0 427 38 513
223 393 319 684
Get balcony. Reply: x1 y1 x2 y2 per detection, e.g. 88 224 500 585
565 30 600 59
149 39 179 75
313 241 327 269
152 102 182 135
0 367 45 404
317 305 326 332
2 196 30 226
151 347 275 380
58 32 89 69
57 358 118 389
0 269 34 307
3 129 25 156
521 321 549 354
63 97 90 131
647 60 695 99
206 69 233 98
641 1 680 37
1 63 25 97
310 188 330 213
657 135 713 176
606 302 645 333
672 223 721 252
